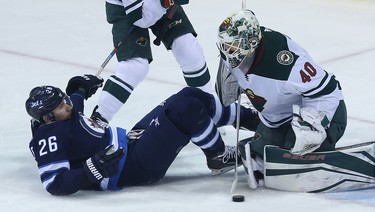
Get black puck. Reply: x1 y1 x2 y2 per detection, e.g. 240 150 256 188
232 195 245 202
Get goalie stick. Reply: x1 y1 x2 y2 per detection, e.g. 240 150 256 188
229 0 248 195
230 89 242 193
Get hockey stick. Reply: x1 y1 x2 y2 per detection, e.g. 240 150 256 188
229 0 247 195
95 26 135 77
230 90 242 193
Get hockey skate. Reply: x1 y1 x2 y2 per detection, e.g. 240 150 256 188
90 105 109 128
207 146 242 176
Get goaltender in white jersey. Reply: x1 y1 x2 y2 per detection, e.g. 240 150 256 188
213 10 373 192
216 9 346 156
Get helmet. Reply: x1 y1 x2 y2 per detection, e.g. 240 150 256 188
217 10 262 69
25 86 67 121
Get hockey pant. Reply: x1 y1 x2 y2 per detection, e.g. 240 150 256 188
117 107 190 186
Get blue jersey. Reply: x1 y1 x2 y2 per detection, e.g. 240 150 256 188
29 92 128 195
28 87 258 195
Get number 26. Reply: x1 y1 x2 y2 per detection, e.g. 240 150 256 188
39 136 58 156
299 62 316 83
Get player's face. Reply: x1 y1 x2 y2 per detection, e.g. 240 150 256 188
51 96 73 121
222 41 240 55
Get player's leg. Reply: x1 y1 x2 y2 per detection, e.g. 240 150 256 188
167 87 260 130
164 91 242 175
117 110 191 186
249 122 290 158
318 100 347 151
151 5 213 94
93 3 152 122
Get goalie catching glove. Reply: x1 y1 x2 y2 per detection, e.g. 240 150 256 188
66 74 104 100
84 145 124 183
291 105 330 155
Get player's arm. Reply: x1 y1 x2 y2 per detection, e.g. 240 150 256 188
32 135 124 195
65 74 104 113
32 137 94 195
287 56 342 121
286 57 342 155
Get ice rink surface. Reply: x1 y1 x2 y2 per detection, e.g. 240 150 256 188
1 0 375 211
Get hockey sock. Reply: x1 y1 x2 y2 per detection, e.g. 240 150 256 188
97 75 133 120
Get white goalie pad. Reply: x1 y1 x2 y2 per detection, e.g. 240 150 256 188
263 142 375 192
242 142 258 189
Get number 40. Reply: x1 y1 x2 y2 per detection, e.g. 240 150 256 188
299 62 317 83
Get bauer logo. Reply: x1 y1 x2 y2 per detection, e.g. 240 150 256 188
276 50 294 65
282 153 326 161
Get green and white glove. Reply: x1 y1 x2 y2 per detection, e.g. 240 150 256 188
291 105 329 155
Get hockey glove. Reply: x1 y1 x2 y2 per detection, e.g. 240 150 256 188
83 145 124 183
66 74 104 100
215 59 241 107
291 105 330 155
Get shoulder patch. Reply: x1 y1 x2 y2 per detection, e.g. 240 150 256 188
136 37 148 46
276 50 294 65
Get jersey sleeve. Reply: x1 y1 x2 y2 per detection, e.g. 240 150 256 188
286 49 344 121
69 90 85 113
30 124 95 195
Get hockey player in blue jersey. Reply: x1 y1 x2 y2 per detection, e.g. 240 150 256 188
26 74 259 196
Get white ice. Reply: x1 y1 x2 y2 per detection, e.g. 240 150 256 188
1 0 375 211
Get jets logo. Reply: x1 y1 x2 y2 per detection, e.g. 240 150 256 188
136 37 148 46
276 50 294 65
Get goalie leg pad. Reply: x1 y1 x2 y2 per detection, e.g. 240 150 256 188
263 142 375 192
239 137 262 189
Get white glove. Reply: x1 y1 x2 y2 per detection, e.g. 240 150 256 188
291 105 329 155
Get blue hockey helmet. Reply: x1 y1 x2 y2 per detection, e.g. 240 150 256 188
25 85 71 122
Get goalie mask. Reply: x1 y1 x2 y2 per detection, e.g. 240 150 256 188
217 10 262 69
25 85 72 122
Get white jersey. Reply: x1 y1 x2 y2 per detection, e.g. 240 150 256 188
233 27 344 128
106 0 167 28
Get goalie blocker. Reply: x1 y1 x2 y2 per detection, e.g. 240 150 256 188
240 140 375 192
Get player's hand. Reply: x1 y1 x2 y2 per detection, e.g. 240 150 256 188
291 105 329 155
83 145 124 183
160 0 189 8
66 74 104 100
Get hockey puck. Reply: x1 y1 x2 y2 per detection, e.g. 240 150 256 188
232 195 245 202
